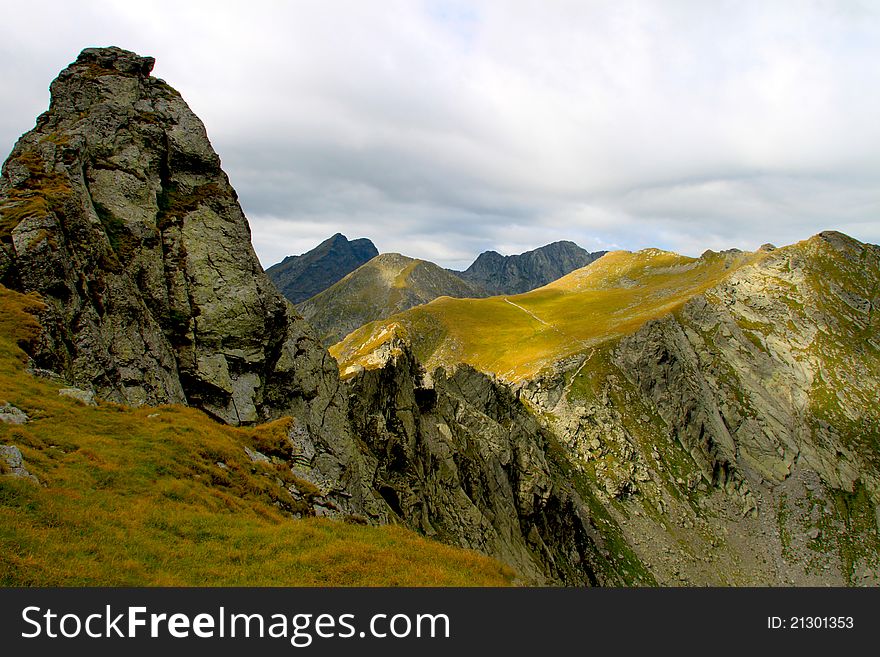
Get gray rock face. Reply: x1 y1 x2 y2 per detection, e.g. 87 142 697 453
455 241 606 295
2 47 301 419
0 444 40 483
0 47 383 517
267 233 378 304
345 345 638 584
614 233 880 499
0 403 29 425
514 232 880 585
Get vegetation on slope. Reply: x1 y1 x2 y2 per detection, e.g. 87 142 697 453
0 285 514 586
333 247 762 381
299 253 481 346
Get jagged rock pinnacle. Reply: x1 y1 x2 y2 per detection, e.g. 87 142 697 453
75 46 156 76
0 45 386 516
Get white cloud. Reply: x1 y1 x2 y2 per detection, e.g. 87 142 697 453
1 0 879 267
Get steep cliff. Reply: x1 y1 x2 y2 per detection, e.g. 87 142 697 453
0 47 380 517
5 48 878 587
345 344 650 585
267 233 378 304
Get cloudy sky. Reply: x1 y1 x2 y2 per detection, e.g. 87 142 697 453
1 0 879 269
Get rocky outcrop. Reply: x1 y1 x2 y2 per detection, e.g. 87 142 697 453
267 233 378 304
0 47 384 518
515 232 880 585
345 345 643 585
299 253 482 345
2 47 305 419
0 403 29 425
0 445 40 484
455 241 605 295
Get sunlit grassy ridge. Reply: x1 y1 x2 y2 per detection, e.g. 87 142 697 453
298 252 480 346
332 248 762 381
0 285 514 586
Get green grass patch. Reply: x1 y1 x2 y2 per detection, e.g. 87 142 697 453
333 249 763 382
0 284 514 586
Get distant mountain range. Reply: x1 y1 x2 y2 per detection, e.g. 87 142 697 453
298 253 481 345
5 47 879 588
265 233 378 304
455 241 606 295
268 236 606 345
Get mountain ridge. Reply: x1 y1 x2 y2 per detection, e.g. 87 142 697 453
333 230 880 584
332 245 759 380
266 233 378 304
267 234 605 307
298 252 482 346
3 47 879 587
454 239 606 295
285 237 606 347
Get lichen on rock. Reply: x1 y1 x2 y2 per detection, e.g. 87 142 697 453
0 46 384 518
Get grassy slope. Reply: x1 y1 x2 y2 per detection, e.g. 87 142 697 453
0 285 513 586
333 248 762 381
299 253 480 345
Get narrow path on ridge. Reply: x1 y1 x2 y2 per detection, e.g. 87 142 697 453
488 298 596 382
501 297 595 352
503 298 554 328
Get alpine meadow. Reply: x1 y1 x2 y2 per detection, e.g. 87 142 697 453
2 4 880 589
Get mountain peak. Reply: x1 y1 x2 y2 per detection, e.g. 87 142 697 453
459 241 606 295
45 47 166 120
471 249 504 264
266 234 378 304
73 46 156 77
298 251 479 346
0 48 343 428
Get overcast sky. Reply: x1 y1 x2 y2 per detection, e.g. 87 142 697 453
1 1 879 269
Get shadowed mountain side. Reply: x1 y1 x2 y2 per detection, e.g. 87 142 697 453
454 240 606 295
4 47 880 587
266 233 378 304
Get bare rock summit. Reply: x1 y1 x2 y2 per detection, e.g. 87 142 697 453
3 47 301 420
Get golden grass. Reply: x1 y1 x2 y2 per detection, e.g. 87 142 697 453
333 248 763 381
0 151 74 242
392 258 421 288
0 285 513 586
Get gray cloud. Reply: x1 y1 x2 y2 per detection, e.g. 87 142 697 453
2 0 879 268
